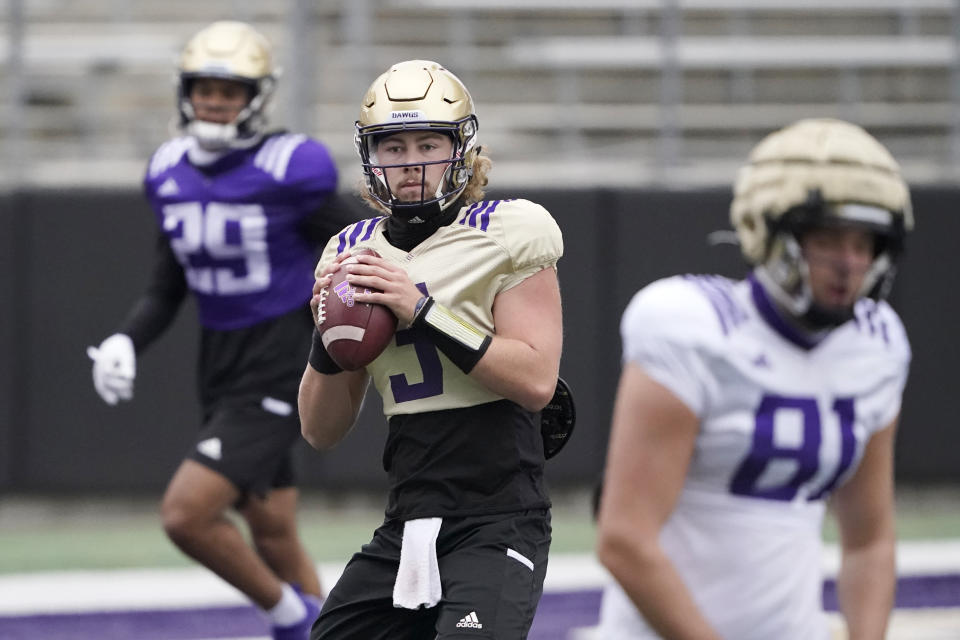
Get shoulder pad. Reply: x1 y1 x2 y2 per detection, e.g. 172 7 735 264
253 133 309 181
623 275 744 344
330 217 384 255
852 299 911 360
680 274 751 337
316 217 385 277
147 137 193 179
458 199 563 271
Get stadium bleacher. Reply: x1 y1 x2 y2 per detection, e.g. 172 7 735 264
0 0 957 188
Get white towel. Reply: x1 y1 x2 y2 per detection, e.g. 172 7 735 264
392 517 443 609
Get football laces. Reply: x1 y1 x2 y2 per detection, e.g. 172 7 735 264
317 287 329 325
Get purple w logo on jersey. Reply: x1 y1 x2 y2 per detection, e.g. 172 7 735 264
334 281 357 308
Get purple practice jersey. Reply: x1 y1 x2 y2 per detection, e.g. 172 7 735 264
143 133 337 330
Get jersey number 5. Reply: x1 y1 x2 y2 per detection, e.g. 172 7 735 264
730 394 857 501
162 201 270 295
388 283 444 403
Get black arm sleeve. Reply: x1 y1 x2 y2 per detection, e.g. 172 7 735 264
301 192 371 248
116 232 188 353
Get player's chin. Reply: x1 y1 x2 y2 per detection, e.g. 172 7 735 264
394 188 427 201
196 114 233 125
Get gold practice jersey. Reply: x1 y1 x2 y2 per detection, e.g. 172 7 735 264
317 199 564 416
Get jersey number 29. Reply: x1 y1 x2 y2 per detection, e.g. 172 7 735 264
162 202 270 295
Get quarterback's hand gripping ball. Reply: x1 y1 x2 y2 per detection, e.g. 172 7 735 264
316 249 398 371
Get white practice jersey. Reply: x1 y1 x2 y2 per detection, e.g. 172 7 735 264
597 274 911 640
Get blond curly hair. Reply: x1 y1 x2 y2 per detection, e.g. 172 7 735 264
358 151 493 214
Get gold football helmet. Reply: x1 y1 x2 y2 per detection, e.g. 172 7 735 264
177 21 277 150
355 60 480 212
730 118 913 324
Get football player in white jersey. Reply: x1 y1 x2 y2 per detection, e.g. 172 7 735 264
595 118 913 639
298 60 564 639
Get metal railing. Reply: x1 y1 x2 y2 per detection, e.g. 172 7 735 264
2 0 959 189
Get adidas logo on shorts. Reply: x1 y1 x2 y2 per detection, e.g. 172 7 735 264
455 611 483 629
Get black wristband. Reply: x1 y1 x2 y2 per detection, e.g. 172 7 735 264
411 295 431 325
412 297 492 374
308 328 344 374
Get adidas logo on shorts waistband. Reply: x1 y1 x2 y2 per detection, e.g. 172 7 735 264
455 611 483 629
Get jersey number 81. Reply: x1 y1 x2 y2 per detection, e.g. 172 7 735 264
730 394 857 502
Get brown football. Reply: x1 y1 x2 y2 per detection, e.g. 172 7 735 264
317 248 397 371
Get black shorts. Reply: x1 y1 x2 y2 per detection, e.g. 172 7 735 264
186 397 301 499
312 509 551 640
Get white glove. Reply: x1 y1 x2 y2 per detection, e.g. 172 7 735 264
87 333 136 405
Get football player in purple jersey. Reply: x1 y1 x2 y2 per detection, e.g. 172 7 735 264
595 119 913 639
86 21 362 640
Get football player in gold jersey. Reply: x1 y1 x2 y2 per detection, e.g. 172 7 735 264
299 60 564 639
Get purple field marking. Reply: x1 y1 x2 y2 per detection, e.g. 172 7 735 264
529 589 604 639
3 576 959 640
0 606 262 640
823 573 960 611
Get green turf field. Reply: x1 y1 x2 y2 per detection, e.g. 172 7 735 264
0 486 957 574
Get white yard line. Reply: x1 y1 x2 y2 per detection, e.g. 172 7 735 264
570 610 960 640
1 541 959 616
546 539 960 591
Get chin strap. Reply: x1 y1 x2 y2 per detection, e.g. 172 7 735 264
186 120 263 152
753 263 811 319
